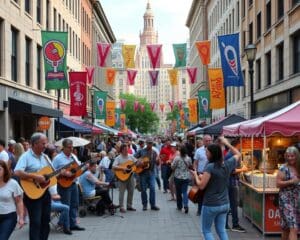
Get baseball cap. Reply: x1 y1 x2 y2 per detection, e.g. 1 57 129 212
8 139 16 145
170 141 177 147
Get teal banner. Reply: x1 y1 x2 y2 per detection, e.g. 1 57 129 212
94 91 107 120
198 90 211 119
172 43 187 68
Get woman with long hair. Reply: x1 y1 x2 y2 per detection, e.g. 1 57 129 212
276 146 300 240
191 136 241 240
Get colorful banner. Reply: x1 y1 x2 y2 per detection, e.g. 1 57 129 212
94 91 107 119
115 108 121 128
85 66 95 85
188 98 198 124
106 101 115 127
208 68 225 109
140 104 145 112
69 72 87 116
146 44 162 69
159 103 165 113
168 101 174 111
173 43 187 68
120 113 126 130
184 107 190 128
97 43 111 67
41 31 68 90
127 69 137 85
122 44 136 68
120 99 127 110
168 69 178 86
177 101 183 110
134 101 139 112
187 67 197 84
218 33 244 87
180 110 185 129
106 68 116 85
198 90 211 119
149 70 159 86
150 103 155 112
195 41 211 65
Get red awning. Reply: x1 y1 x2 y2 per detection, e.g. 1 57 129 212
69 119 103 134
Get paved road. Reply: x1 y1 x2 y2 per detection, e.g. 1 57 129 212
10 187 280 240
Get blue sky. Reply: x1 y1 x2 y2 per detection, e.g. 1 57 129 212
101 0 193 64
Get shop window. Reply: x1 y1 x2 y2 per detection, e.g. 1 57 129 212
293 31 300 74
277 42 284 81
256 12 261 39
277 0 284 20
11 27 18 82
25 37 31 86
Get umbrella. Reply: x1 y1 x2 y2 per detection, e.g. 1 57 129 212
55 137 90 147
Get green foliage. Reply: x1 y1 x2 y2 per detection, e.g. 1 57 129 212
119 93 159 134
166 106 179 121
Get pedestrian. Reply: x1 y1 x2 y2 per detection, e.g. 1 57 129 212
159 138 173 193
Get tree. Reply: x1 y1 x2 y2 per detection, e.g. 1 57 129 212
120 93 159 134
166 106 180 121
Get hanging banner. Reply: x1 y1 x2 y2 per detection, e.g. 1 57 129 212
149 70 159 86
180 110 185 129
41 31 69 90
198 90 211 119
134 101 139 112
184 107 190 127
150 103 155 112
120 99 127 110
106 101 115 127
177 101 183 110
69 72 87 116
115 108 121 128
187 67 197 84
120 113 126 130
168 69 178 86
127 69 137 85
159 103 165 113
195 41 211 65
85 66 95 85
172 43 187 68
97 42 111 67
168 101 174 111
208 68 225 109
140 104 145 112
94 91 107 119
106 68 116 85
122 44 136 68
188 98 198 124
146 44 162 69
218 33 244 87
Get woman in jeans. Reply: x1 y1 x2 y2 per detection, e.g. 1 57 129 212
191 137 241 240
0 160 24 240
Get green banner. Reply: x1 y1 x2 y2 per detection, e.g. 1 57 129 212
115 108 121 128
184 107 190 128
176 113 180 131
198 90 211 119
173 43 187 68
42 31 69 90
94 91 107 120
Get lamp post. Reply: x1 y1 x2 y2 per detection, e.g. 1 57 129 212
245 44 257 119
90 87 95 124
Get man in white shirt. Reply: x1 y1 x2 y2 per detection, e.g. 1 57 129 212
0 139 9 163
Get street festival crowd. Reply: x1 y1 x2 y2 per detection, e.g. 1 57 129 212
0 132 299 240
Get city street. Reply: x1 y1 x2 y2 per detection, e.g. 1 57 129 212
10 187 280 240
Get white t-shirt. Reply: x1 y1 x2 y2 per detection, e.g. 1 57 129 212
0 179 23 214
99 156 111 169
0 150 9 162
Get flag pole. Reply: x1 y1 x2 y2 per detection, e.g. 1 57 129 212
224 87 228 117
57 89 61 140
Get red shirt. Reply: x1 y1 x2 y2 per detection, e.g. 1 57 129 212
159 145 172 164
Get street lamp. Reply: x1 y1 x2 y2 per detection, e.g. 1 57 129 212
245 44 257 119
90 87 95 124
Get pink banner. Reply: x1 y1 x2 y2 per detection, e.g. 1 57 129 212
134 101 139 112
140 104 145 112
150 103 155 112
127 69 138 85
85 66 95 85
149 70 159 86
120 99 127 110
187 67 197 84
146 44 162 69
97 43 111 67
168 101 174 111
69 72 87 116
177 101 183 110
159 103 165 113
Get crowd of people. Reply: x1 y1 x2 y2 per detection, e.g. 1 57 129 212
0 132 299 240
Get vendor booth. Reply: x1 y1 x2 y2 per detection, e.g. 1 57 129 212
222 101 300 235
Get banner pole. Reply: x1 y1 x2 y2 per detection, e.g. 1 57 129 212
57 89 61 140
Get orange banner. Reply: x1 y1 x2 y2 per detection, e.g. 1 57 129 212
105 68 116 85
168 69 178 86
120 113 126 130
122 45 136 68
180 110 185 129
208 68 225 109
105 101 115 127
188 98 198 124
195 41 211 65
159 103 165 112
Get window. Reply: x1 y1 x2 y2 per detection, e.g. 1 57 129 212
256 12 261 39
11 27 18 82
25 0 30 14
0 19 3 76
249 0 253 6
265 51 271 86
46 0 50 29
249 22 253 44
37 46 42 90
53 8 57 30
293 31 300 74
277 0 284 19
25 37 31 86
292 0 300 7
236 1 240 27
242 70 246 98
36 0 41 24
241 0 245 18
277 43 284 81
255 59 261 90
266 1 271 31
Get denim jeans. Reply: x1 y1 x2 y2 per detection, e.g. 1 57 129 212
140 171 156 207
58 183 79 228
201 204 230 240
24 191 51 240
51 200 70 229
226 185 239 227
174 177 189 209
103 168 114 183
161 164 171 192
0 212 17 240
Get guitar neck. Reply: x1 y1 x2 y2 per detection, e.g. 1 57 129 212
46 161 74 179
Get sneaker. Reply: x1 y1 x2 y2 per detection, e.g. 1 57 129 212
231 225 246 233
63 228 72 235
151 206 160 211
143 206 147 211
184 207 189 214
120 207 126 213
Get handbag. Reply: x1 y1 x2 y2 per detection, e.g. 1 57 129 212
188 185 204 203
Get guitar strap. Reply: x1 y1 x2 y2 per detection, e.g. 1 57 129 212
43 153 55 170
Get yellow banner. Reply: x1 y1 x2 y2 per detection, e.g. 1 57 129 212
120 113 126 130
208 68 225 109
105 101 115 127
168 69 178 85
122 45 136 68
180 110 185 129
106 68 116 85
188 98 198 124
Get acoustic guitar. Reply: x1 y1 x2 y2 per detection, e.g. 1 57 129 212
20 162 74 199
135 156 150 174
188 185 205 203
114 160 137 182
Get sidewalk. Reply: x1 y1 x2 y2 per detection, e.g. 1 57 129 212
10 187 280 240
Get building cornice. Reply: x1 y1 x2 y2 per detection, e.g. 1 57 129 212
186 0 204 27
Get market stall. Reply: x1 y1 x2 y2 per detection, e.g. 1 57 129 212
222 101 300 235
